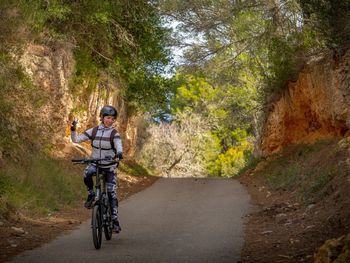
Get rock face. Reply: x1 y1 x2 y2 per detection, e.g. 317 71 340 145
260 50 350 155
20 42 74 146
19 42 140 157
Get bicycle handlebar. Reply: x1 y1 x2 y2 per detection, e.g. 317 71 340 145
71 157 119 165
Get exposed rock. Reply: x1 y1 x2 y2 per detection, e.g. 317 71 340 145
18 41 142 158
314 234 350 263
19 42 74 149
276 213 287 218
307 204 316 211
261 230 273 235
289 238 300 244
304 225 315 230
11 227 25 235
260 50 350 155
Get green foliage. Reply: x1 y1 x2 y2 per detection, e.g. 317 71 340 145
12 0 173 112
299 0 350 47
119 160 153 177
238 154 264 175
127 72 178 113
0 156 85 215
265 36 302 92
314 234 350 262
214 140 253 177
173 74 257 149
252 140 341 204
69 47 101 108
266 162 301 191
301 167 336 204
199 132 222 176
174 76 218 110
139 74 256 177
161 0 331 105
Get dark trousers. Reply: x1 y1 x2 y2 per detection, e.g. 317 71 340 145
84 164 119 220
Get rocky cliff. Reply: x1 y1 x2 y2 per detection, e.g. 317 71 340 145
259 49 350 155
19 42 140 158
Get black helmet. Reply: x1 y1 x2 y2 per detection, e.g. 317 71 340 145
100 105 118 118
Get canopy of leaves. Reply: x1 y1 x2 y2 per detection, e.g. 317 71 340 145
161 0 322 97
172 74 258 139
14 0 173 111
299 0 350 47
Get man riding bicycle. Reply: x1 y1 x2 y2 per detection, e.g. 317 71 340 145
70 105 123 233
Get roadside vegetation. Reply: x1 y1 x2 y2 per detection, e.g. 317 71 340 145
253 139 344 204
119 160 153 178
0 153 155 218
0 156 85 216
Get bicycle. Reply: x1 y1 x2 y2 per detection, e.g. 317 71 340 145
72 157 118 249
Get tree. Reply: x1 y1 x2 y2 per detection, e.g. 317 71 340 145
160 0 317 94
140 109 220 177
17 0 174 111
140 74 254 177
299 0 350 46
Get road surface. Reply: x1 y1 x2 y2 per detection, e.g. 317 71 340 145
11 178 251 263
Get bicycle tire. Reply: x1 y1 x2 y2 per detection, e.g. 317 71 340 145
103 203 113 240
92 205 102 249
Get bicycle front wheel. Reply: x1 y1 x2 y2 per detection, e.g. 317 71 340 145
103 203 113 241
92 205 102 249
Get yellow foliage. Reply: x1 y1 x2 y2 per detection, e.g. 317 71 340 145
216 140 253 177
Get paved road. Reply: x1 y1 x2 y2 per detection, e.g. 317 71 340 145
11 178 251 263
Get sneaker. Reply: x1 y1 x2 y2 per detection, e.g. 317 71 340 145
112 219 121 233
84 193 95 209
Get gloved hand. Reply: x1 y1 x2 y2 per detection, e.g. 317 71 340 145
117 153 123 160
70 119 78 132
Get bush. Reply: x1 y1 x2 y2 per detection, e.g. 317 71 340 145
214 140 253 177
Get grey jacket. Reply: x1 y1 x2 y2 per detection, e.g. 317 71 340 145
71 124 123 168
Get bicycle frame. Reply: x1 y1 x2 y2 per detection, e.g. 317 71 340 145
94 165 106 204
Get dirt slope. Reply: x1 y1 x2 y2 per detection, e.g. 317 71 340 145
239 138 350 262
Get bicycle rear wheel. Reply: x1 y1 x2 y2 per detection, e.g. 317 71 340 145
92 205 102 249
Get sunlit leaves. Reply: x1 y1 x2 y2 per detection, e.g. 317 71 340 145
14 0 172 111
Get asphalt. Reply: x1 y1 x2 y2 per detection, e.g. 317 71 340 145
10 178 251 263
